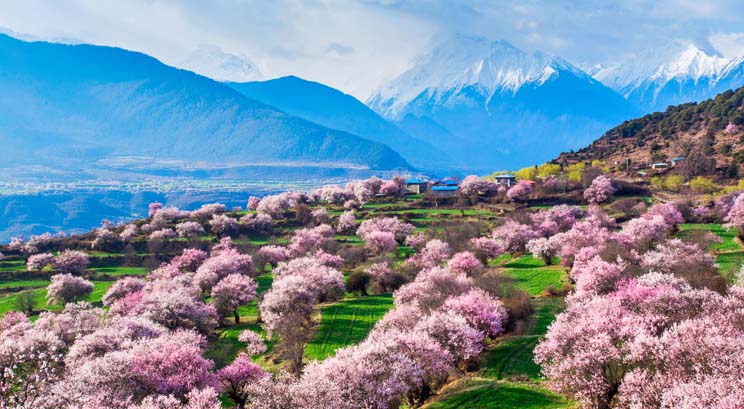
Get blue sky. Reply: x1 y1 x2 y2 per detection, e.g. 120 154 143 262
2 0 744 98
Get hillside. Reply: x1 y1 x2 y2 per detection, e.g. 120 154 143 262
226 76 448 169
0 34 410 172
1 176 742 407
557 86 744 177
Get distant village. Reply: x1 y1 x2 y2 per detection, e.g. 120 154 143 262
404 174 517 198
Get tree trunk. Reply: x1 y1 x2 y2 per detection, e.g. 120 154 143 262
598 383 619 409
234 309 240 324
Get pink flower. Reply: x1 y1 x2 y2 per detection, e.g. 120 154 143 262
583 175 616 204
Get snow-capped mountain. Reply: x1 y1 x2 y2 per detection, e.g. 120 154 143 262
592 44 744 112
369 34 586 119
367 34 636 170
180 44 263 82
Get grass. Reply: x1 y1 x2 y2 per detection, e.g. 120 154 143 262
0 280 114 316
0 261 27 272
305 294 394 360
0 279 50 289
386 208 492 216
233 237 288 246
482 336 542 381
424 379 573 409
679 223 741 251
205 322 272 369
481 299 563 382
362 202 400 209
503 255 546 269
90 266 149 276
423 295 570 408
716 251 744 280
501 257 568 296
678 223 744 280
502 267 567 296
334 235 363 244
189 274 276 369
0 288 51 315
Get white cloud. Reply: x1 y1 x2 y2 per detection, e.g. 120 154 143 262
710 32 744 58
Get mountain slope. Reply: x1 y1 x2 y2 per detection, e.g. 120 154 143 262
556 86 744 176
180 44 263 82
226 76 447 169
593 44 744 113
367 34 637 171
0 34 410 172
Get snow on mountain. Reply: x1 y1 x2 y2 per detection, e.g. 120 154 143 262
368 34 589 120
180 44 263 82
366 34 636 170
591 43 744 112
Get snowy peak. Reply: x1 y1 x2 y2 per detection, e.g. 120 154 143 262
592 43 744 108
652 44 729 81
368 34 587 118
180 44 263 82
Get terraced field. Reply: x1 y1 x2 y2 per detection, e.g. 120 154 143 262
0 280 114 315
424 293 572 408
0 262 147 315
678 223 744 280
501 255 569 296
305 294 394 360
425 380 572 409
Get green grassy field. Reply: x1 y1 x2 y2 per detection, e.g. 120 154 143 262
678 223 744 280
334 235 364 244
90 266 149 276
424 379 573 409
423 267 570 408
0 280 113 315
679 223 741 251
385 208 493 216
0 259 27 272
481 299 563 382
305 294 394 360
501 255 569 296
205 322 272 369
0 279 50 289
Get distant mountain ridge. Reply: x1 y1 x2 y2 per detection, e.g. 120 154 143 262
591 44 744 112
181 44 264 82
0 34 411 172
226 76 448 169
367 34 637 170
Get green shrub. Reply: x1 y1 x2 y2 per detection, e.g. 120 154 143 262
14 290 37 314
690 176 719 193
346 271 371 296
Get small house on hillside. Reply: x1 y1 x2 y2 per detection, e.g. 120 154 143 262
434 180 459 187
431 185 458 198
431 180 459 198
405 179 429 194
670 157 685 167
651 162 669 170
494 174 517 188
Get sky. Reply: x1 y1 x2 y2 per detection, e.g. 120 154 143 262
2 0 744 99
